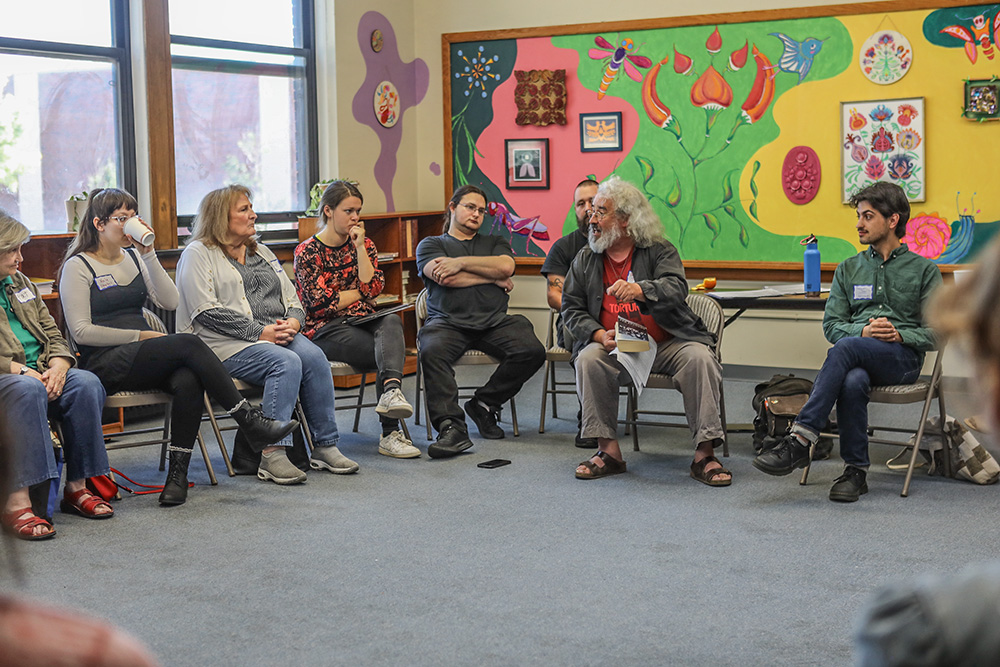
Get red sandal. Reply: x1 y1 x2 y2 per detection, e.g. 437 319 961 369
60 488 114 519
1 507 56 540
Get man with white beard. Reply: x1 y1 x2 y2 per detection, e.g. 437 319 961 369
560 176 729 485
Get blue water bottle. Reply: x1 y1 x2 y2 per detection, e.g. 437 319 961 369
801 234 820 297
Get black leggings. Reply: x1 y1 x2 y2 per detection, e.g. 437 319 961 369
117 334 244 452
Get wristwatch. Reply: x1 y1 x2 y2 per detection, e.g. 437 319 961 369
18 365 29 375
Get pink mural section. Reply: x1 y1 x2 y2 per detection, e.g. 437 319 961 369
475 37 639 255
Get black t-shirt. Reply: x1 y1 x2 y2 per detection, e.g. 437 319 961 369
540 227 589 278
416 233 513 330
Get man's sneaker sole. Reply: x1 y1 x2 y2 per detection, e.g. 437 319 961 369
427 439 474 459
830 483 868 502
463 400 504 439
379 445 421 459
374 404 414 420
257 468 306 485
751 456 809 476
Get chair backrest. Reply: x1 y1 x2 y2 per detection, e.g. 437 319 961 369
415 288 429 331
65 307 169 357
685 292 725 357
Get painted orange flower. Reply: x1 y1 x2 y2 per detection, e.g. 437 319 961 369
897 103 918 126
690 65 733 110
849 108 867 131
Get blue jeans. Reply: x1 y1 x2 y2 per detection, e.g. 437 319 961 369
794 337 921 468
222 334 340 449
0 369 109 491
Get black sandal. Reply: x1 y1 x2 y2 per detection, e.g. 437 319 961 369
690 455 732 487
576 451 627 479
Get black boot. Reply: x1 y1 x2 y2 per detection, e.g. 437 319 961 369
159 447 192 506
231 400 299 452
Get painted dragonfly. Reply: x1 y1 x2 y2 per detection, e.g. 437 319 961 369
589 35 653 99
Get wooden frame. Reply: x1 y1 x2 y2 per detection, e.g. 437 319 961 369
440 0 978 274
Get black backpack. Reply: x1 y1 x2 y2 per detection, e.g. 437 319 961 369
752 374 813 454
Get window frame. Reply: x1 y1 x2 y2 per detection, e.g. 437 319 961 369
169 1 319 239
0 0 137 221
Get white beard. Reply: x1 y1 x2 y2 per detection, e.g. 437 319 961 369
589 222 623 254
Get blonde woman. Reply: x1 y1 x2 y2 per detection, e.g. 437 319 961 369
176 185 356 485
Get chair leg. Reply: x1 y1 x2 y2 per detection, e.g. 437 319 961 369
204 395 235 477
414 356 422 426
353 374 366 433
799 443 815 485
195 431 218 485
400 419 411 441
719 381 729 458
510 397 519 437
539 359 551 433
158 403 171 471
630 386 640 452
937 383 951 479
902 379 943 498
550 361 560 420
295 401 314 454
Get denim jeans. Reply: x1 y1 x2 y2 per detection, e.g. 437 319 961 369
794 337 920 467
0 369 109 491
222 334 340 449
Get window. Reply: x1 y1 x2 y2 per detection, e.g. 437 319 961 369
0 1 134 233
169 0 317 235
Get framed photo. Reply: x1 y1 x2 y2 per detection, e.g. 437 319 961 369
505 138 549 189
580 112 622 152
840 97 925 203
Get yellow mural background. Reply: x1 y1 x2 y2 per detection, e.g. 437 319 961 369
743 9 996 256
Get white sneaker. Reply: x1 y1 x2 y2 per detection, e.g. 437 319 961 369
375 387 414 420
379 430 421 458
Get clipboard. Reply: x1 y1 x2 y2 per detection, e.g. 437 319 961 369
346 301 413 325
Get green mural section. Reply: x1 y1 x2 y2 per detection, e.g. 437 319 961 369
553 19 856 261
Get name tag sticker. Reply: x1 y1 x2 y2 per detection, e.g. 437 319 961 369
269 259 283 274
853 284 874 300
14 287 35 303
94 274 118 291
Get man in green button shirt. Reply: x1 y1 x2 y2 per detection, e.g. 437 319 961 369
752 181 942 502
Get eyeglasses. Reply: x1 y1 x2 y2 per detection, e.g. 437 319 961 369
106 215 134 224
590 207 613 222
461 203 488 217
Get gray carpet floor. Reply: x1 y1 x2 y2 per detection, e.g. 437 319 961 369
6 366 996 666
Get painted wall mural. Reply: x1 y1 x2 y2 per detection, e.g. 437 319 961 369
448 4 1000 265
353 11 429 211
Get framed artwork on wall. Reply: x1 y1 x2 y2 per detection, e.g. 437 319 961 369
505 138 549 189
579 112 623 152
841 97 925 202
964 79 1000 121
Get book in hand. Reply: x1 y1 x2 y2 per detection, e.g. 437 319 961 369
615 316 649 353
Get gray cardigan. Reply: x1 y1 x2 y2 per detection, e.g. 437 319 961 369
561 239 714 359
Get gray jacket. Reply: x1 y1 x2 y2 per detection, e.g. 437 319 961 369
561 240 714 359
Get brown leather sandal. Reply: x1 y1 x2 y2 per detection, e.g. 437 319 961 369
576 451 627 480
1 507 56 540
690 455 732 487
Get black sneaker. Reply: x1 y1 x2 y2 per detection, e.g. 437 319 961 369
829 465 868 502
427 419 475 459
575 432 598 449
752 434 810 476
464 399 505 439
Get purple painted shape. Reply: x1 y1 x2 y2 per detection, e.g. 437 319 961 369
352 12 429 211
429 162 441 176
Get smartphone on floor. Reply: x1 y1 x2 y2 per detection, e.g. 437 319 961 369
477 459 511 469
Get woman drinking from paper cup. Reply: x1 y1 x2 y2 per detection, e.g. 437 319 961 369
60 188 297 506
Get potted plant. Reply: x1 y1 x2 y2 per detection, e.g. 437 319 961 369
298 179 332 241
65 191 89 232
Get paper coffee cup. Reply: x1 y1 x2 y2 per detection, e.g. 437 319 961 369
123 216 154 246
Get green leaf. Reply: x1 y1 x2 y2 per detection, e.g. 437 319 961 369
738 222 750 247
635 156 655 188
703 212 720 247
750 161 761 199
666 171 682 207
723 204 736 219
749 201 758 222
722 170 736 203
